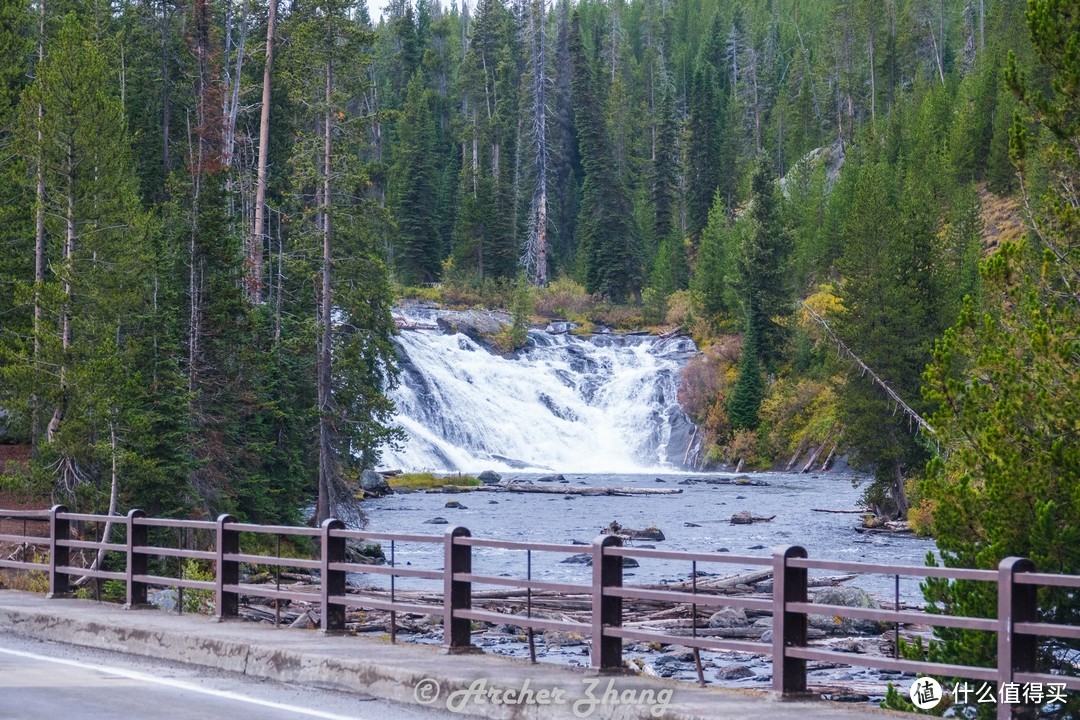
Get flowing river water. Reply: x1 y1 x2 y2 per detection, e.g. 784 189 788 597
360 470 936 604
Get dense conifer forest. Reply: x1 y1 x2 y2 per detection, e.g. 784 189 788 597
0 0 1075 602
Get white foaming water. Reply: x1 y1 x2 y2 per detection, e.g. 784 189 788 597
382 324 698 473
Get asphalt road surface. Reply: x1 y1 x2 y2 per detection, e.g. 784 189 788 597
0 634 460 720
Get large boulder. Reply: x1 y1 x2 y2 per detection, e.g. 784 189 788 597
435 310 511 346
478 470 502 485
730 510 754 525
716 664 756 680
345 540 385 565
360 469 392 497
601 521 666 541
809 586 885 634
708 607 749 629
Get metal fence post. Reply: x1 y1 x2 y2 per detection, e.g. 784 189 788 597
772 545 808 697
444 525 476 653
125 509 147 608
997 557 1038 720
591 534 623 672
46 504 69 599
216 514 239 620
320 518 346 633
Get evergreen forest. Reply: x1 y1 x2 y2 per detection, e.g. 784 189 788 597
0 0 1076 645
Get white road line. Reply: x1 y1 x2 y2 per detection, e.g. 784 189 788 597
0 647 369 720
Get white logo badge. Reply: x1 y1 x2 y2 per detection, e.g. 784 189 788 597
909 677 943 710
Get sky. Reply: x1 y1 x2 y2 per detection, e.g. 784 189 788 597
366 0 470 26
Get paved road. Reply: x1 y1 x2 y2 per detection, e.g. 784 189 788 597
0 634 457 720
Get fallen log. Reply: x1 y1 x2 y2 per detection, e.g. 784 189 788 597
785 435 811 472
493 484 682 497
661 568 774 593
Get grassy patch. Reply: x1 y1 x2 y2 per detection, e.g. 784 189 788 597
388 472 481 489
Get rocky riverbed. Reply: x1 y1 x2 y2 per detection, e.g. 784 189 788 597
338 470 938 703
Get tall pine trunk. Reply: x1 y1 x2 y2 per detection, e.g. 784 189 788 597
525 0 548 286
316 59 333 523
251 0 277 304
222 0 249 168
32 0 45 449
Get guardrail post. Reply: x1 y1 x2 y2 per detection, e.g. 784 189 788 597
444 525 475 653
320 518 346 633
997 557 1037 720
216 514 239 620
772 545 808 697
125 509 147 608
46 504 69 598
591 534 623 672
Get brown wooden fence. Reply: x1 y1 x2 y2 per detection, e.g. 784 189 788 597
1 506 1077 719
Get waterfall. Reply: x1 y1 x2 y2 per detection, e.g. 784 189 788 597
381 316 699 473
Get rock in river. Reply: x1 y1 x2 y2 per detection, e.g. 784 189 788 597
601 520 665 541
360 469 392 497
809 586 885 634
716 664 756 680
708 607 749 629
478 470 502 484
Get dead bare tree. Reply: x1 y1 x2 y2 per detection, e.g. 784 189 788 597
522 0 549 286
250 0 277 304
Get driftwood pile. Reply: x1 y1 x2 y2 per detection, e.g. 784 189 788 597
234 565 858 642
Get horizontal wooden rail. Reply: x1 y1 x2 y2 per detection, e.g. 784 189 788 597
607 626 769 655
132 546 216 562
329 562 443 580
131 574 215 592
788 557 999 581
224 522 322 538
453 572 591 595
607 586 773 611
786 600 999 632
457 607 590 634
0 559 49 572
0 533 48 545
133 518 217 530
453 537 585 553
330 529 442 544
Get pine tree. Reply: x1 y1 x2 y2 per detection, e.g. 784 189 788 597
735 158 792 371
391 72 441 285
835 156 942 517
685 58 722 238
691 190 736 320
8 16 151 504
284 0 401 522
547 0 581 273
728 328 764 431
569 11 639 301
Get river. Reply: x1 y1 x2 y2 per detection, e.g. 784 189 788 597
359 470 936 604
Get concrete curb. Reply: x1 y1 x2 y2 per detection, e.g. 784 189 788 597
0 591 908 720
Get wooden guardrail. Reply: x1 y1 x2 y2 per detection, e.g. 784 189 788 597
1 506 1076 718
